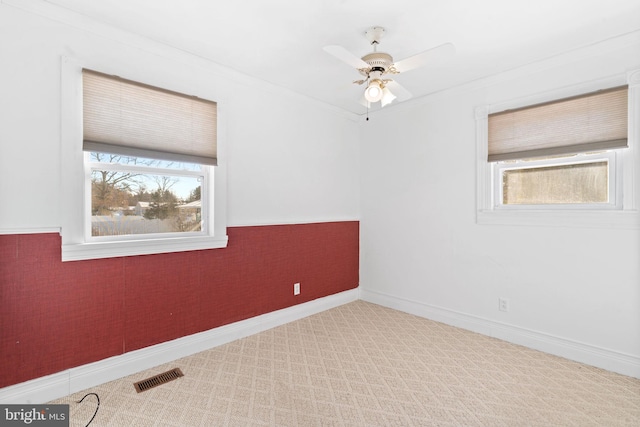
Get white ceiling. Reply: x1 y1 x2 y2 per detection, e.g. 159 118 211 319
45 0 640 115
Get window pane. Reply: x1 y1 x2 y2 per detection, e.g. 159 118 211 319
91 170 202 237
502 161 608 205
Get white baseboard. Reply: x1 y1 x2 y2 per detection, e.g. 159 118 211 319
361 289 640 379
0 288 360 404
6 286 635 405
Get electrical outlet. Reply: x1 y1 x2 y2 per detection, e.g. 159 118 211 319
294 282 300 295
498 297 509 312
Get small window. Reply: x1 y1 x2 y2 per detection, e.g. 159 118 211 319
476 70 640 228
486 86 627 211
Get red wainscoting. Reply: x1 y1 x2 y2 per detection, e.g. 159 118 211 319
0 221 359 388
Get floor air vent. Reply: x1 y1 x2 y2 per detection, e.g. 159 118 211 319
134 368 184 393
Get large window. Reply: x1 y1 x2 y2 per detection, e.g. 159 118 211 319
476 70 640 227
61 58 227 261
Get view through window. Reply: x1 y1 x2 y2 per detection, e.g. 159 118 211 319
498 155 609 205
89 152 205 238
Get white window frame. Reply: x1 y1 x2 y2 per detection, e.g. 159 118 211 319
476 69 640 228
85 154 210 241
493 151 619 211
60 56 228 261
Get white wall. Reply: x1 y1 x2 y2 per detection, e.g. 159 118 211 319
0 3 360 231
360 34 640 377
2 0 639 380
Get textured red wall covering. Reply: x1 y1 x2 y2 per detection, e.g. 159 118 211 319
0 221 359 388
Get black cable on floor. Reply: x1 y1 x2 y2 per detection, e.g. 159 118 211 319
76 392 100 427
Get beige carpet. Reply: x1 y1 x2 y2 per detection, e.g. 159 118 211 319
50 301 640 426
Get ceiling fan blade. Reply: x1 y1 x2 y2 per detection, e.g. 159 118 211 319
385 80 412 102
392 42 455 74
323 45 369 69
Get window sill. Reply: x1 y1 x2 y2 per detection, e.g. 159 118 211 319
61 235 229 262
477 210 640 229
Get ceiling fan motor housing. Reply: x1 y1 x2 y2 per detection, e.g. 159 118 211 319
360 52 393 75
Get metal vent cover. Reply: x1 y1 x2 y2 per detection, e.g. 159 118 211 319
133 368 184 393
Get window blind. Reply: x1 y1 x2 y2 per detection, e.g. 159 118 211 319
488 86 628 162
82 69 217 165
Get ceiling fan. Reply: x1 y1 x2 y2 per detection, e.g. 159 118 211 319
324 27 455 108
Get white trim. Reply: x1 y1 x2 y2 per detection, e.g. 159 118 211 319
0 228 60 235
61 235 229 262
626 68 640 212
0 221 360 237
85 155 210 244
228 217 361 228
493 152 619 210
476 209 640 229
361 289 640 379
0 288 360 404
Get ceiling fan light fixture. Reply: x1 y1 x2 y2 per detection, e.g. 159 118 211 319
380 86 396 107
364 80 383 102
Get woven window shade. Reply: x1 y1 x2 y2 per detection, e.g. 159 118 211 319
82 69 217 165
488 86 628 162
